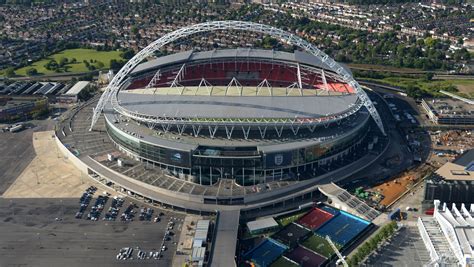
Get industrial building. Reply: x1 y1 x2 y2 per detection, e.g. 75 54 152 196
423 149 474 208
57 81 91 103
421 93 474 125
0 95 48 122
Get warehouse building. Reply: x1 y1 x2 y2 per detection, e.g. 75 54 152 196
421 94 474 125
57 81 91 103
0 95 48 122
423 150 474 209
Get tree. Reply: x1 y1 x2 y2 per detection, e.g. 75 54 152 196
59 57 68 67
425 72 434 81
120 49 135 60
4 67 15 77
26 68 38 76
96 61 105 69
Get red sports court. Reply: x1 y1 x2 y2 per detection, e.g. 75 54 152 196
297 207 334 230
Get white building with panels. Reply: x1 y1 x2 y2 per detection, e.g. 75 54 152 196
418 200 474 266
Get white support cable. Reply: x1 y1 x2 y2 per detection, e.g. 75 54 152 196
226 77 243 96
256 79 272 96
241 126 251 140
257 126 267 139
170 63 186 95
274 125 284 137
197 78 213 96
90 20 385 135
192 124 202 137
208 125 218 139
296 63 303 90
321 69 329 95
146 69 161 89
286 82 299 96
224 126 234 139
326 235 348 267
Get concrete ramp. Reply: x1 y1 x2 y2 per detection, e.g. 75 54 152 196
210 210 240 267
319 183 380 221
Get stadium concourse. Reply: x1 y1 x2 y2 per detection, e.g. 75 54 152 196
55 21 394 266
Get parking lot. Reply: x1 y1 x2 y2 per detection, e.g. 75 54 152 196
0 197 185 266
0 127 36 195
364 225 431 267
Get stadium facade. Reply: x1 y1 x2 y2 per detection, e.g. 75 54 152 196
104 48 374 186
57 21 388 212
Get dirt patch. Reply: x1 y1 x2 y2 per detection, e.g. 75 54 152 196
370 175 417 207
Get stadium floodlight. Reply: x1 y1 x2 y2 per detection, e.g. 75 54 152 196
90 20 385 135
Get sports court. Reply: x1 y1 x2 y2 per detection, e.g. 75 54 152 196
316 210 370 246
320 205 340 216
272 223 312 249
245 238 288 267
301 234 341 258
297 207 334 230
286 245 327 267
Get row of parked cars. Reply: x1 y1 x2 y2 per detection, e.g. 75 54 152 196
104 196 125 221
139 207 154 221
120 203 137 221
75 186 97 219
86 194 109 221
116 247 164 260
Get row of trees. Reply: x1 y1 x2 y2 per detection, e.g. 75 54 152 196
347 221 398 266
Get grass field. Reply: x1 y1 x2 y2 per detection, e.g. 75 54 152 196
348 63 426 74
301 234 342 258
270 256 299 267
363 76 474 98
13 48 123 76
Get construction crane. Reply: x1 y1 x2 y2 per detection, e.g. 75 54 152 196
326 235 348 267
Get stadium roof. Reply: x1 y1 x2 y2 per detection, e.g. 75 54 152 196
117 91 358 119
130 48 353 75
64 81 90 96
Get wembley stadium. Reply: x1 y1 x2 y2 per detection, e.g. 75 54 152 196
57 21 388 212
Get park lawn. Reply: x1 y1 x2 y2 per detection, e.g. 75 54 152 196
270 256 299 267
363 76 474 98
14 48 123 76
301 234 342 258
448 79 474 97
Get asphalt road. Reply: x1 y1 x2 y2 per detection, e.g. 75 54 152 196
0 197 184 267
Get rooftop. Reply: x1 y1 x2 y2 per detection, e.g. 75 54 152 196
0 96 46 111
435 149 474 181
246 217 279 232
424 98 474 117
64 81 90 96
117 89 358 120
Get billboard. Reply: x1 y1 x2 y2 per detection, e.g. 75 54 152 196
165 149 191 167
265 151 292 168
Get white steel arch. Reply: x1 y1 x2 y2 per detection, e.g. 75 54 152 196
90 20 385 135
